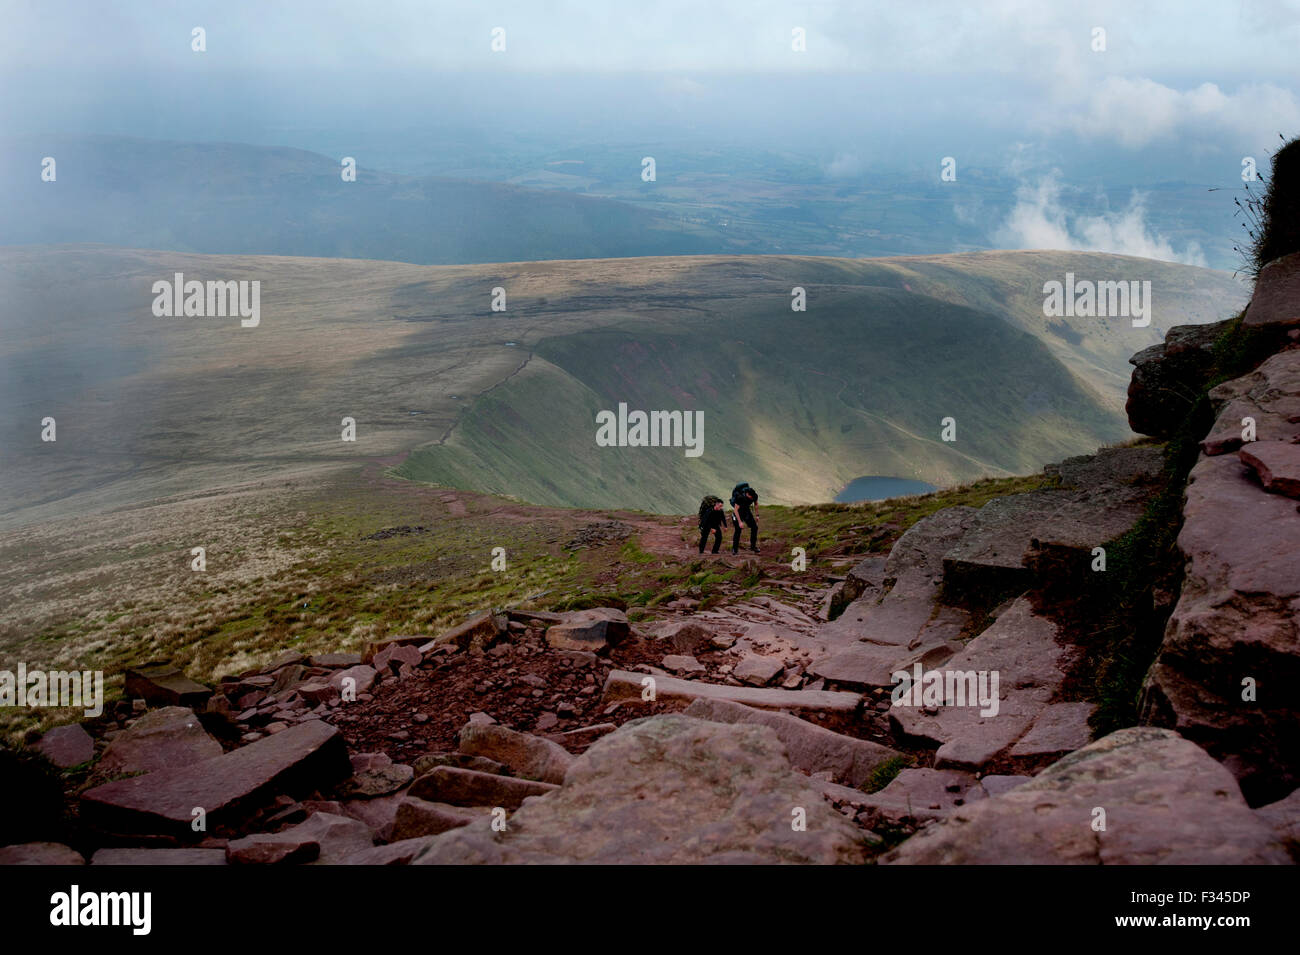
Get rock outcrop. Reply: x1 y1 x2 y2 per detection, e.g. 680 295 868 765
884 728 1289 864
411 715 868 864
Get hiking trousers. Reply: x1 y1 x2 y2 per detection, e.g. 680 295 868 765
699 525 723 553
733 511 758 552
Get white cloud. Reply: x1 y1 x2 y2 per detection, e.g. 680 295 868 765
1057 77 1300 150
994 173 1206 266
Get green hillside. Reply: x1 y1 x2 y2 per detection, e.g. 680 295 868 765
0 246 1244 526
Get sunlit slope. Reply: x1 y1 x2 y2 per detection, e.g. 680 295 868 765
394 285 1124 511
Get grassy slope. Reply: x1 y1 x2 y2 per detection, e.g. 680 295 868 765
397 288 1123 511
0 458 1055 744
0 247 1243 527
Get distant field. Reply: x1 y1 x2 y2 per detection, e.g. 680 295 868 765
0 246 1243 525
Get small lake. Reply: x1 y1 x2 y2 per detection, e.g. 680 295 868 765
835 476 937 503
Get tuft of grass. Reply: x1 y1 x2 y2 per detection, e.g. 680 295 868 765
865 755 913 793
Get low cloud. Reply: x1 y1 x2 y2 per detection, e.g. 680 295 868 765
993 173 1206 266
1058 77 1300 151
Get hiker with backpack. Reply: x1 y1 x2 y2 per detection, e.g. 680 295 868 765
697 494 729 554
730 481 760 554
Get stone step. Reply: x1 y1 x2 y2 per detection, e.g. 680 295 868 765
683 698 900 790
889 598 1072 771
80 719 350 837
601 669 862 715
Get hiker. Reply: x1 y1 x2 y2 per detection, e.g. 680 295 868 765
730 481 759 554
697 494 729 554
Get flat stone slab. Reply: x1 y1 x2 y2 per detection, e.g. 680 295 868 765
733 655 784 686
809 636 960 689
90 848 227 865
1239 440 1300 498
81 719 350 837
884 728 1291 864
942 487 1148 598
412 714 868 864
683 698 900 790
860 768 986 823
602 669 862 715
0 842 85 865
890 598 1070 770
97 706 222 778
1243 251 1300 329
1202 349 1300 455
408 766 558 810
1009 702 1095 757
388 798 483 841
545 608 630 653
661 653 706 675
124 662 212 709
35 723 95 768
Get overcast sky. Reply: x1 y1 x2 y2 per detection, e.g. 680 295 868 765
4 0 1296 154
2 1 1296 268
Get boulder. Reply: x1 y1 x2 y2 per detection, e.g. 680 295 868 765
81 720 351 837
1243 251 1300 329
733 655 784 686
683 698 901 790
123 662 212 709
228 812 374 865
884 728 1290 864
1254 788 1300 855
387 798 482 841
361 634 428 665
338 761 414 798
374 643 422 673
435 612 508 654
1126 320 1231 437
1141 450 1300 804
412 752 507 777
602 669 862 716
97 706 223 778
656 621 712 655
34 723 95 769
1200 349 1300 455
661 654 706 675
412 715 868 864
328 665 377 698
545 608 631 653
408 767 558 810
457 723 574 784
825 555 887 622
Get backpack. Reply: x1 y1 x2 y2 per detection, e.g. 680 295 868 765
698 494 723 525
731 482 758 507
